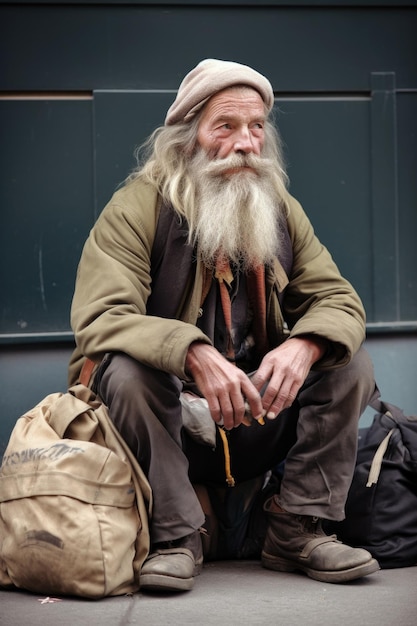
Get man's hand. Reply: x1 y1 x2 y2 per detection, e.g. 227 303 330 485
185 343 264 430
251 337 326 419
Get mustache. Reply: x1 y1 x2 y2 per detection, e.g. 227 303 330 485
198 153 276 178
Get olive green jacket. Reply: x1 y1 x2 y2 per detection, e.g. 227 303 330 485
68 179 366 385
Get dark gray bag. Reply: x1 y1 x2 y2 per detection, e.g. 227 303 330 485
329 390 417 568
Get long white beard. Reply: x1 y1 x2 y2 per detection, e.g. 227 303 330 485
187 151 284 270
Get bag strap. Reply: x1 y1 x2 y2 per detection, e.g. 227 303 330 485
79 358 97 387
48 386 99 440
366 429 395 487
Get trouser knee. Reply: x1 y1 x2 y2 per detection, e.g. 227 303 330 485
94 352 184 466
330 346 375 410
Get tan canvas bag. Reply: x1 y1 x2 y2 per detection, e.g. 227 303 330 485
0 384 151 599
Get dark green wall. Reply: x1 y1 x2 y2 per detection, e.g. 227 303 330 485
1 1 416 451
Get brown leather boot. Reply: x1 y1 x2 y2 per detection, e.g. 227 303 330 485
139 530 203 592
261 495 379 583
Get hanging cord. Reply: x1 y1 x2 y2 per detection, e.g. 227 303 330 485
218 427 236 487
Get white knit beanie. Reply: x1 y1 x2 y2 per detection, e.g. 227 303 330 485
165 58 274 125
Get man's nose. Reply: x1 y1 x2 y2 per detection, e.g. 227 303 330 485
233 127 255 154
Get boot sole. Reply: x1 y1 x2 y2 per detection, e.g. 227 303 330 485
140 560 202 593
140 572 195 592
261 551 380 583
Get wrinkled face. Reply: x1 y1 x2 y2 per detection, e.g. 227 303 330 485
196 86 266 171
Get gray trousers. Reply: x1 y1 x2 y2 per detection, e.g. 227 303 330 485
95 348 375 544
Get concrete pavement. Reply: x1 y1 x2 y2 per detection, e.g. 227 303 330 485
1 560 416 626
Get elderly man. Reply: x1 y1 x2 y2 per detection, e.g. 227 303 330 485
69 59 379 592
